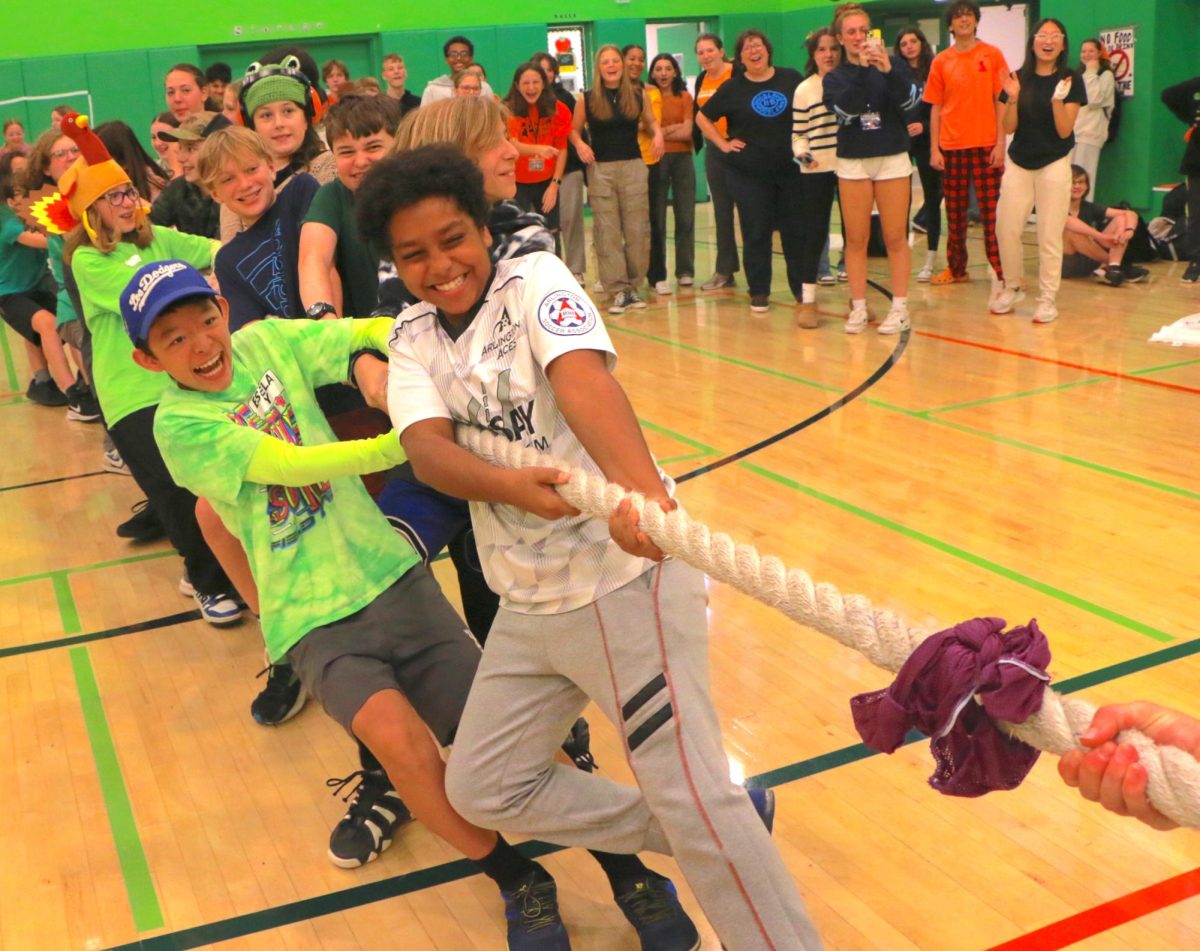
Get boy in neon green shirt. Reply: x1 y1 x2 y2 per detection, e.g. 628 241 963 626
122 259 574 949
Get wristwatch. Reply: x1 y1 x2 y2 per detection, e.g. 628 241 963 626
306 301 337 318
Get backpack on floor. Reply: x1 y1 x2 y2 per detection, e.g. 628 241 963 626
1147 216 1186 261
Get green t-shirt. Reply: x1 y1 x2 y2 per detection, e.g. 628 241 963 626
47 235 77 327
73 229 217 426
0 204 48 296
155 318 420 661
304 178 380 317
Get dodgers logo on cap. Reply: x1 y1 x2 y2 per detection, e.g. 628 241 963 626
120 259 217 344
538 289 596 336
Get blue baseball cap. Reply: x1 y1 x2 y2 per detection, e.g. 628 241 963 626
121 260 218 345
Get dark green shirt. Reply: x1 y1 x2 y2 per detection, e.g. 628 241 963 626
304 178 380 318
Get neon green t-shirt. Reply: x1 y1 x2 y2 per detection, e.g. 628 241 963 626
155 318 419 661
73 229 218 426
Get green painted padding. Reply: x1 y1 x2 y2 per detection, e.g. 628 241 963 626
200 36 378 91
593 19 650 56
83 52 158 143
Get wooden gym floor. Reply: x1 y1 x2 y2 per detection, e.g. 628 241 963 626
1 208 1198 950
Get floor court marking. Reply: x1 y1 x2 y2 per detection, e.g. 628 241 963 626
915 329 1200 395
99 636 1200 951
72 646 165 932
0 469 108 493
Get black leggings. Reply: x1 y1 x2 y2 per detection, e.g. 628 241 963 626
912 144 943 252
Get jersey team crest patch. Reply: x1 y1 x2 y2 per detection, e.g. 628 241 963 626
538 289 596 336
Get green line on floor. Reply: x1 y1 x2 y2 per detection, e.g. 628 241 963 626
70 647 164 932
52 572 82 636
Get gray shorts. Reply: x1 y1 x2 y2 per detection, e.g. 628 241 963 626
287 565 481 745
59 318 85 351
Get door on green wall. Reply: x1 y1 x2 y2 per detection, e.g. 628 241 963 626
646 20 710 201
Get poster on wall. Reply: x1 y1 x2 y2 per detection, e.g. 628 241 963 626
1099 26 1135 98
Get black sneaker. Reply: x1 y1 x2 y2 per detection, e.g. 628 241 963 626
116 499 165 542
1122 264 1150 284
614 872 700 951
26 378 67 407
561 717 597 772
501 870 570 950
325 768 413 868
250 661 306 725
65 382 101 422
1181 260 1199 284
1101 264 1125 287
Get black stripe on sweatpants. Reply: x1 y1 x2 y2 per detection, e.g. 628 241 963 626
627 702 673 752
621 672 667 721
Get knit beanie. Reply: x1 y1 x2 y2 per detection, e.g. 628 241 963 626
240 57 311 120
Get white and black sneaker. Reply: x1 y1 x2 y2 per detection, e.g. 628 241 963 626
250 660 306 725
326 768 413 868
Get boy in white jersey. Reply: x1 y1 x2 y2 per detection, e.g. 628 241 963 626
362 146 822 950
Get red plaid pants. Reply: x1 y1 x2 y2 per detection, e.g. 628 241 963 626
942 146 1003 281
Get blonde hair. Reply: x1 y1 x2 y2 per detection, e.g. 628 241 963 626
63 207 154 262
196 125 273 193
392 96 510 163
832 2 870 36
586 45 641 123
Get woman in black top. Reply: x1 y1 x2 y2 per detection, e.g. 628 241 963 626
824 3 921 335
571 43 663 314
991 18 1085 324
1162 75 1200 283
896 26 941 281
696 28 805 313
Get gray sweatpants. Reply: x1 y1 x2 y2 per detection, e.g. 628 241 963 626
444 559 821 950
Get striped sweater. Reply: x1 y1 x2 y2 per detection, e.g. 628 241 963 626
791 73 838 173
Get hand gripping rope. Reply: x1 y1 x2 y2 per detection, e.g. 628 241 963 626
455 425 1200 829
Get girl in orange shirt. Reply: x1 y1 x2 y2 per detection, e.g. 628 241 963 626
504 61 571 236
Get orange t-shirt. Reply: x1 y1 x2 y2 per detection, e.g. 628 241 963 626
695 64 732 139
923 41 1008 150
659 90 695 153
508 101 572 183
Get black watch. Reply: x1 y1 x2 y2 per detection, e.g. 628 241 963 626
306 301 337 319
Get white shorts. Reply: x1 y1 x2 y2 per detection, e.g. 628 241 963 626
837 152 912 182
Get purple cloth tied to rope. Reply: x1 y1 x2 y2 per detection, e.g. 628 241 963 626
850 616 1051 797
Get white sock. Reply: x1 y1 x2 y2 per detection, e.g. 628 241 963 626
801 283 817 304
924 249 936 267
891 296 908 309
851 298 867 312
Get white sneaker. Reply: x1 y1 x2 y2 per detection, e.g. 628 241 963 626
608 291 628 315
593 279 606 294
878 302 910 334
678 275 694 286
103 446 132 475
654 280 673 295
1033 299 1058 324
917 263 934 282
845 306 869 334
989 286 1017 314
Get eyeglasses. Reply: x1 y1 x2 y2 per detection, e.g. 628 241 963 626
101 186 139 207
49 146 80 160
1034 32 1064 42
446 50 472 60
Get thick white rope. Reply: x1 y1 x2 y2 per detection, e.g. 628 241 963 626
456 426 1200 829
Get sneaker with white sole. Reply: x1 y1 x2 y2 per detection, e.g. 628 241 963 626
251 660 306 725
677 274 694 286
989 285 1021 315
626 291 647 309
917 263 934 282
326 769 413 868
103 446 131 475
608 290 629 315
195 590 243 626
817 273 836 286
654 280 673 295
878 302 910 334
1033 299 1058 324
845 305 869 334
749 295 770 313
700 272 734 291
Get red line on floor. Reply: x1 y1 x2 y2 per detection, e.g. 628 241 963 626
985 866 1200 950
915 331 1200 396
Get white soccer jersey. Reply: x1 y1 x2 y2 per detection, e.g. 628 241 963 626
387 252 671 614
